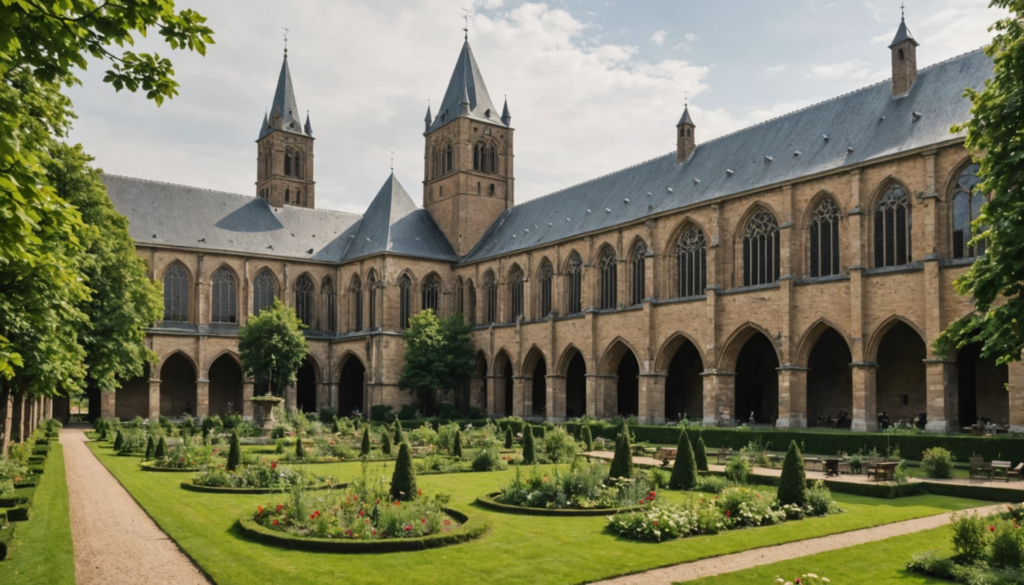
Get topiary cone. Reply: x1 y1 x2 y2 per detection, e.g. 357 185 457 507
144 436 155 460
777 440 809 508
382 429 394 456
360 426 371 456
390 442 417 502
453 430 463 459
694 436 709 472
393 423 404 446
522 425 537 464
227 431 241 471
113 430 124 451
504 426 513 449
609 423 634 480
581 425 594 451
669 429 698 490
295 436 305 460
155 436 168 459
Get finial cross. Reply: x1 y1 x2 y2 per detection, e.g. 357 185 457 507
282 26 290 53
461 7 470 40
390 151 395 172
901 3 905 18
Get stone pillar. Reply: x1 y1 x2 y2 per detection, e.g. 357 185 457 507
513 375 529 417
148 378 161 420
851 362 878 431
486 375 501 416
329 382 339 413
285 383 297 411
924 359 956 433
101 390 116 420
701 372 735 425
584 374 603 418
242 380 255 419
638 373 666 425
195 379 210 419
547 374 566 422
1008 361 1024 433
776 366 808 428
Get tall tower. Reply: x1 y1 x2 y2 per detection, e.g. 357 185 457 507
676 104 695 163
256 50 316 208
889 12 919 97
423 39 514 256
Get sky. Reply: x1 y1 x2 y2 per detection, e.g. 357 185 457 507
65 0 1004 215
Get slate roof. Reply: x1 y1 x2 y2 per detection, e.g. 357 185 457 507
103 173 456 263
463 48 992 262
259 54 311 139
890 17 919 48
678 105 694 127
428 40 505 132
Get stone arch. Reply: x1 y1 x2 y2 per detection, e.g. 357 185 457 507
803 325 854 426
941 155 979 199
295 354 322 414
794 318 853 367
871 319 927 426
658 333 705 422
664 216 709 256
494 349 514 416
600 338 640 417
718 322 782 372
522 346 548 417
115 363 151 420
208 352 243 416
598 337 641 375
159 351 197 418
336 351 366 417
722 325 781 425
558 345 587 419
655 332 707 372
157 349 200 377
865 316 926 363
866 175 913 212
161 259 194 281
955 341 1009 427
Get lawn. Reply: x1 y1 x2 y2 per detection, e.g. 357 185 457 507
87 441 987 585
682 525 955 584
0 442 76 584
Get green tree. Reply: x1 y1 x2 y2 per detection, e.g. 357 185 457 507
581 425 593 451
694 436 709 472
669 429 698 490
154 436 167 459
398 311 475 414
504 426 514 449
144 435 155 460
381 428 393 456
390 442 417 502
237 298 308 396
393 421 404 446
227 431 241 471
294 437 305 460
608 423 634 480
360 426 371 457
935 2 1024 365
113 430 124 451
453 429 463 459
777 441 809 508
521 425 536 464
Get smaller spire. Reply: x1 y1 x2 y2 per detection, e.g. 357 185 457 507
304 111 313 136
424 102 433 132
501 96 511 126
677 105 694 127
459 83 471 115
889 11 919 48
258 110 270 139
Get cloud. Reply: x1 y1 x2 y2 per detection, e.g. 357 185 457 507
810 58 873 80
650 30 667 46
765 65 788 74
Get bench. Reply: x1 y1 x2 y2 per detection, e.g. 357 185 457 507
969 457 994 480
716 448 732 465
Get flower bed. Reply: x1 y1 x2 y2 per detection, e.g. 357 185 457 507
181 481 339 495
906 504 1024 584
145 443 218 470
490 462 658 512
475 492 644 517
184 459 335 493
139 462 201 472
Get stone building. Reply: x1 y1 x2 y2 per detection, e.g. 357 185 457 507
97 17 1021 433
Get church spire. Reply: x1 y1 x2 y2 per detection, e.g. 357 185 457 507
424 102 433 132
260 52 310 138
501 96 511 127
427 39 501 131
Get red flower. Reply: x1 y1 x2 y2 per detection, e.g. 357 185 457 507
726 510 731 517
257 505 263 516
394 500 400 506
372 529 377 535
271 461 277 469
421 518 426 524
991 525 997 532
272 519 278 526
654 521 659 527
417 489 422 496
443 519 450 525
404 525 413 531
359 509 365 517
276 504 285 513
376 499 381 504
649 491 656 497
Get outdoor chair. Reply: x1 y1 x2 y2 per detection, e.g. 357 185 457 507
1007 463 1023 482
716 448 731 465
992 460 1012 481
968 457 993 480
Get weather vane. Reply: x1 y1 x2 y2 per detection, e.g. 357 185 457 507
684 90 688 107
390 151 395 172
901 2 905 18
462 8 470 40
282 26 290 54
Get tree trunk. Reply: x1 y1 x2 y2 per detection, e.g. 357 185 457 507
0 381 11 456
16 393 26 443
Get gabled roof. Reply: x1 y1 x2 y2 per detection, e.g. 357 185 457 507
463 48 991 263
427 40 503 132
259 54 310 139
342 174 457 262
890 17 919 48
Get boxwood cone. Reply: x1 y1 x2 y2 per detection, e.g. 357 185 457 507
522 425 537 464
295 436 305 460
393 423 404 446
581 425 594 451
144 436 155 460
113 430 124 451
778 440 809 507
360 426 371 456
609 423 633 479
227 431 241 471
390 442 417 501
669 429 698 490
695 436 709 472
382 429 394 456
504 426 513 449
155 436 168 459
453 430 463 458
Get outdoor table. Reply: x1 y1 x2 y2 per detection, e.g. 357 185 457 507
992 461 1012 480
871 462 898 481
824 458 841 477
804 457 822 472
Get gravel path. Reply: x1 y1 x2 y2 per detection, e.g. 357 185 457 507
591 503 1004 584
61 428 211 585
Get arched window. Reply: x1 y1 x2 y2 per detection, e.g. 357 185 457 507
743 210 780 286
952 163 987 259
898 48 905 61
163 264 190 322
444 142 453 174
322 279 336 333
210 267 237 324
455 277 465 316
253 270 276 315
294 274 314 327
630 241 647 305
399 274 412 329
367 271 378 329
294 152 302 178
565 252 582 314
467 278 477 324
284 149 293 176
490 145 498 174
285 188 290 203
489 183 495 196
508 266 524 323
677 227 707 297
809 197 842 277
431 147 438 179
350 276 363 331
874 183 911 267
473 142 482 171
483 271 497 324
422 274 440 314
599 247 618 310
538 261 554 316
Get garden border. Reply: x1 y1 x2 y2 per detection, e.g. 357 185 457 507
139 462 204 472
179 481 344 495
474 492 645 516
236 507 489 553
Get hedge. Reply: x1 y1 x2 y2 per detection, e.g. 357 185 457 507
179 481 341 495
237 508 488 553
3 504 30 522
474 493 645 517
566 424 1024 464
0 524 11 561
139 462 203 472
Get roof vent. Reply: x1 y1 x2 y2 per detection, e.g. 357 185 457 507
306 248 314 254
847 146 855 153
485 109 491 118
647 192 652 196
793 151 801 157
198 238 206 243
764 156 774 163
524 228 530 233
624 198 630 203
693 179 700 185
726 169 735 176
879 116 885 122
566 217 571 221
606 208 612 213
587 209 591 213
823 134 829 142
912 111 923 122
667 188 673 193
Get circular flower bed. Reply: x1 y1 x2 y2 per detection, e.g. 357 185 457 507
479 462 657 515
182 459 339 493
142 443 218 471
475 492 645 516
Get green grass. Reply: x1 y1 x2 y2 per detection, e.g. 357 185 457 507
0 443 76 584
682 525 955 584
86 441 988 585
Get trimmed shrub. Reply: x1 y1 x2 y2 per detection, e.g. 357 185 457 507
390 442 417 501
453 430 463 459
921 447 955 479
227 432 241 471
542 426 578 463
504 426 514 449
609 424 634 480
521 425 537 464
295 437 306 460
144 436 155 460
777 441 809 508
155 436 168 459
113 430 124 451
951 511 988 562
694 436 709 472
381 429 394 456
669 429 698 490
360 427 371 456
990 521 1024 569
581 425 593 451
724 456 750 484
393 421 405 445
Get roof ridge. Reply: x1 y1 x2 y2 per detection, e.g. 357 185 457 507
101 173 362 218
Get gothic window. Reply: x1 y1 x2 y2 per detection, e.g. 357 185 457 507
538 260 554 316
508 266 524 323
473 142 499 173
284 149 293 176
473 142 482 171
253 270 276 315
285 188 290 203
294 274 315 327
874 183 911 267
422 274 440 314
565 252 582 314
677 227 707 297
210 268 237 324
431 147 438 179
399 274 412 329
467 279 477 324
809 197 842 277
163 264 190 322
743 210 780 286
350 276 363 331
367 271 378 329
322 278 336 333
952 163 987 259
489 183 495 196
490 145 498 174
483 270 497 324
455 277 465 316
599 247 618 310
630 241 647 305
294 152 302 178
444 142 453 174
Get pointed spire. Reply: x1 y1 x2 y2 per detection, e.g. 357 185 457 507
459 83 471 115
258 110 270 139
427 39 500 132
424 102 433 132
501 96 511 126
304 111 313 136
677 105 694 127
265 52 305 136
889 14 919 48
